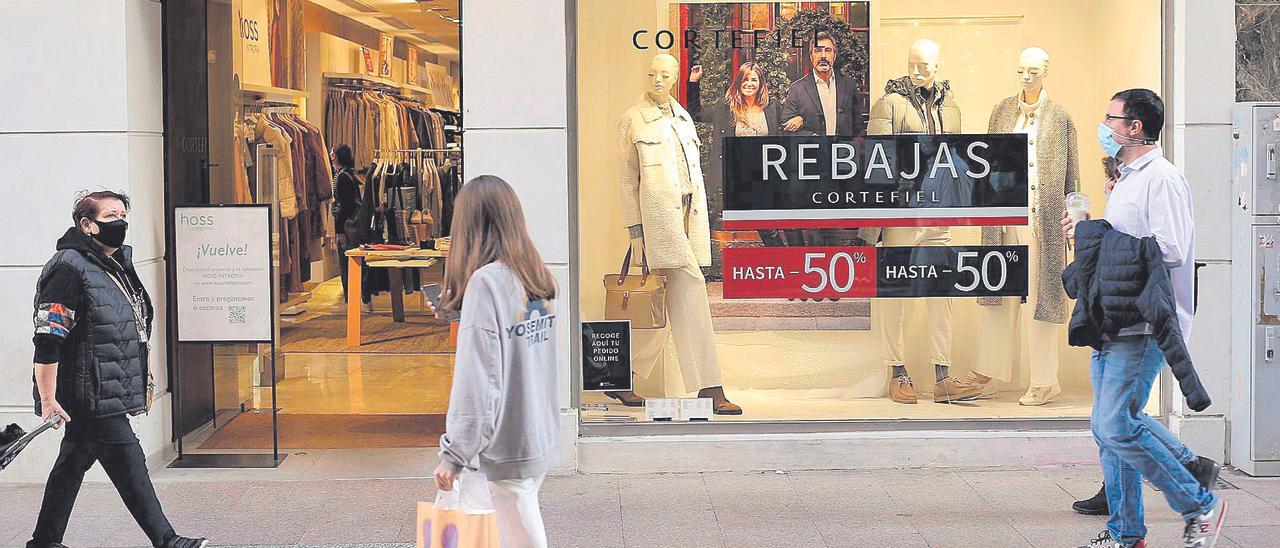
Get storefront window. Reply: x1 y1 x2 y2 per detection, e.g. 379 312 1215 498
576 0 1162 425
176 0 463 452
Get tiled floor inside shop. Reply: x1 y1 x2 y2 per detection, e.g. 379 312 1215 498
199 273 455 450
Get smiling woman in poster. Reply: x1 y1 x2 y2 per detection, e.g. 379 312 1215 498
687 61 786 247
27 191 208 548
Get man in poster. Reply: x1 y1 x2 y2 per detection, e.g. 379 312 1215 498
781 31 864 137
780 31 863 248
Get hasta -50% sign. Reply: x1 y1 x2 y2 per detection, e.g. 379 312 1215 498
721 246 1029 299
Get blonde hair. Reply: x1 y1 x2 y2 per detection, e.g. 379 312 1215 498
441 175 557 313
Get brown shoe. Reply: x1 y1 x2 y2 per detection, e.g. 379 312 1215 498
889 374 917 404
697 386 743 415
603 391 645 407
934 376 983 403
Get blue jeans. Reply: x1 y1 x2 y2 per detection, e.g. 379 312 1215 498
1091 336 1216 544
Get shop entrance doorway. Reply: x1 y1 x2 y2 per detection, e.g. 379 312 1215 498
164 0 463 455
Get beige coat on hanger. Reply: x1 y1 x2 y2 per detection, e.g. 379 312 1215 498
252 114 299 219
617 94 711 270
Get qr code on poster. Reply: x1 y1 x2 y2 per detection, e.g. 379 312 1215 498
228 306 247 325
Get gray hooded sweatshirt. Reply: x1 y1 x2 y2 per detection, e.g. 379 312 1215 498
439 262 559 481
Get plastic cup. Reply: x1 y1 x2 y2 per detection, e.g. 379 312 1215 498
1065 192 1090 239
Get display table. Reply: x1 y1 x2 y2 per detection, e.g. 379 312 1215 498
345 247 448 347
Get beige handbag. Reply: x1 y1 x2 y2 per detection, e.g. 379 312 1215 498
603 245 668 329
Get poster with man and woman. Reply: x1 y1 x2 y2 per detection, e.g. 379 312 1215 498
671 2 872 276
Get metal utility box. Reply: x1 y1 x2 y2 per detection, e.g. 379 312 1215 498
1231 103 1280 476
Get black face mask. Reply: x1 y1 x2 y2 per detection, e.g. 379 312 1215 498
90 219 128 248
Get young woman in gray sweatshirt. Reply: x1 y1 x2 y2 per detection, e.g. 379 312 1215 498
432 175 559 548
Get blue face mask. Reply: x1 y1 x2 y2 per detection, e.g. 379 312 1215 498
1097 123 1123 158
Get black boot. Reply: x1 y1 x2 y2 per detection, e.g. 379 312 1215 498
1073 485 1109 516
603 391 645 407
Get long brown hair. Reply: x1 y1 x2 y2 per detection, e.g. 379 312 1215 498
725 62 770 126
441 175 557 313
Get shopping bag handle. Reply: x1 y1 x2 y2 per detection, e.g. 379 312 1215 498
434 480 462 510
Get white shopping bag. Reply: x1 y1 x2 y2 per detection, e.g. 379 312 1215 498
418 471 500 548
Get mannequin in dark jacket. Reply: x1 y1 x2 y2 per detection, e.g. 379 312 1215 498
27 191 207 548
1062 219 1210 410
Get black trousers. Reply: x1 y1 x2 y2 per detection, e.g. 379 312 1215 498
28 415 175 548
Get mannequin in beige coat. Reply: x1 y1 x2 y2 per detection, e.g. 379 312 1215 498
864 39 982 405
611 54 739 415
966 47 1079 406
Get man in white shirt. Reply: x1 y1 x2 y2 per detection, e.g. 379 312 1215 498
1066 89 1225 548
779 32 863 249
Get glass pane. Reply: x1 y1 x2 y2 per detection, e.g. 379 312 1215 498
183 0 464 453
577 0 1163 424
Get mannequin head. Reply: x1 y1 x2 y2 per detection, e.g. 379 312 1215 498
810 32 837 80
645 54 680 104
908 39 941 89
1017 47 1050 95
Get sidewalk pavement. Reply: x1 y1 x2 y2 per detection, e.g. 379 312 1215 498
2 460 1279 547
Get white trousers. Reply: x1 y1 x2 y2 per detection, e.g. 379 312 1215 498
631 259 724 392
872 227 953 368
974 225 1061 386
488 475 547 548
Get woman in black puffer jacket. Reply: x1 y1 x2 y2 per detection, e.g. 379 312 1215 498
26 191 206 548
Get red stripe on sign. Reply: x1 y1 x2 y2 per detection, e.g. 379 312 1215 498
722 217 1029 229
722 247 878 300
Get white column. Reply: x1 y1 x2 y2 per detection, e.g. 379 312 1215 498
1168 0 1236 462
461 0 576 468
0 0 169 482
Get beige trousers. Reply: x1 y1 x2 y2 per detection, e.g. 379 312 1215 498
631 258 724 392
632 196 723 393
974 225 1061 386
873 227 953 367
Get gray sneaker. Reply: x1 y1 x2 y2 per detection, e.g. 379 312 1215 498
1183 498 1228 547
163 537 209 548
1076 530 1146 548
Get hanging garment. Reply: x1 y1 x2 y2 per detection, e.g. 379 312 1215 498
232 118 253 204
250 114 298 219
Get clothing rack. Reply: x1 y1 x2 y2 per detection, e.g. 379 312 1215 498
374 149 462 168
323 72 400 93
243 100 298 114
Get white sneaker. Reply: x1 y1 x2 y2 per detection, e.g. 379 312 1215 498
1075 530 1138 548
1019 383 1062 406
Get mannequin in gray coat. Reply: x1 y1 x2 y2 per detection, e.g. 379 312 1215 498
967 47 1079 406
